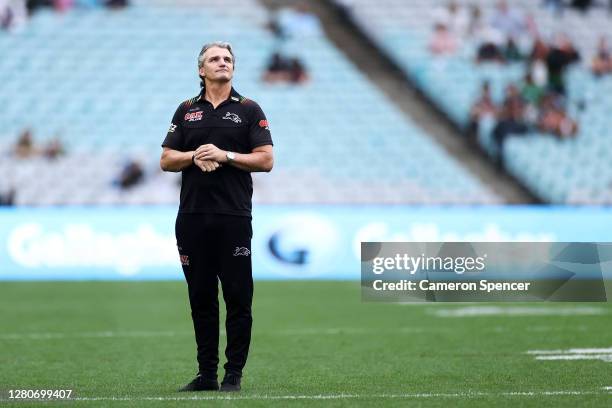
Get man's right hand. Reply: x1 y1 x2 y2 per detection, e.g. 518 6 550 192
194 157 221 172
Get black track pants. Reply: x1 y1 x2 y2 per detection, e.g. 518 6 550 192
175 213 253 378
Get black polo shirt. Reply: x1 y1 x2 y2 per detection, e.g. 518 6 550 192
162 87 273 217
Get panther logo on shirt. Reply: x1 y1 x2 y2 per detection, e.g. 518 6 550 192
222 112 242 124
233 247 250 256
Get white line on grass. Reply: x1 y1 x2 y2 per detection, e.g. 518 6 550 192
1 390 609 402
0 330 190 340
1 328 420 340
277 327 446 335
528 348 612 355
527 347 612 363
431 306 605 317
535 355 612 362
0 328 438 341
526 325 589 332
278 328 371 335
0 324 597 341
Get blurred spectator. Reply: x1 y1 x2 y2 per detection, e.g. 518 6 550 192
106 0 127 9
53 0 72 12
571 0 593 13
263 53 290 83
42 137 65 160
538 93 578 138
521 73 545 123
493 84 529 163
546 34 580 94
475 27 505 63
530 36 550 61
115 160 144 189
1 0 27 31
26 0 51 14
592 36 612 77
53 0 123 11
528 36 550 86
521 73 545 107
529 57 549 87
287 58 308 84
466 4 484 38
26 0 111 14
469 81 497 133
503 38 524 62
14 128 36 158
0 187 16 206
262 52 309 85
490 0 526 40
266 13 283 38
428 23 457 55
432 1 468 37
0 1 12 29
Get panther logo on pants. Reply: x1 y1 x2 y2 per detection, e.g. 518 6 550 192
233 247 251 256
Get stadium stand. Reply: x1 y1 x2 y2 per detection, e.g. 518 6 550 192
0 1 500 205
336 0 612 204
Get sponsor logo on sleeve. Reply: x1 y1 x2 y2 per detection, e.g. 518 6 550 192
258 119 269 130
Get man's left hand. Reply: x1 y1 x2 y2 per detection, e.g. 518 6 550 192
195 144 228 163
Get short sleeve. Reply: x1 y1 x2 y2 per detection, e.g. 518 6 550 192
248 102 273 149
161 105 185 150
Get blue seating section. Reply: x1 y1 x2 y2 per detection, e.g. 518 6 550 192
340 0 612 204
0 4 498 205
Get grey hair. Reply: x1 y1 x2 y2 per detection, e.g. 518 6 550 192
197 41 235 68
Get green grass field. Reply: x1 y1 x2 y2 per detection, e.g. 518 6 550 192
0 281 611 407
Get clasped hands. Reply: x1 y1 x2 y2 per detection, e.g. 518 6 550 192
193 144 226 173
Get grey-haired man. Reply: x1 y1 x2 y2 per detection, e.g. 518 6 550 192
160 42 273 392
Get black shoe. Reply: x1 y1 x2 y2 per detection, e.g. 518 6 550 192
219 373 241 392
178 374 219 392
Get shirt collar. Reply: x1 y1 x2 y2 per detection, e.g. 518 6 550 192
198 86 242 105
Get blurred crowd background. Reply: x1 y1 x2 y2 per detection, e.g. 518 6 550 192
1 0 612 206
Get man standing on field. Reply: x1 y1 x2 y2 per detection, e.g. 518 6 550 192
160 41 273 392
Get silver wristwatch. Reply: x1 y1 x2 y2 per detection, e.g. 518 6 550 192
226 151 236 162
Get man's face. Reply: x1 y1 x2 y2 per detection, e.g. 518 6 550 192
199 46 234 83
